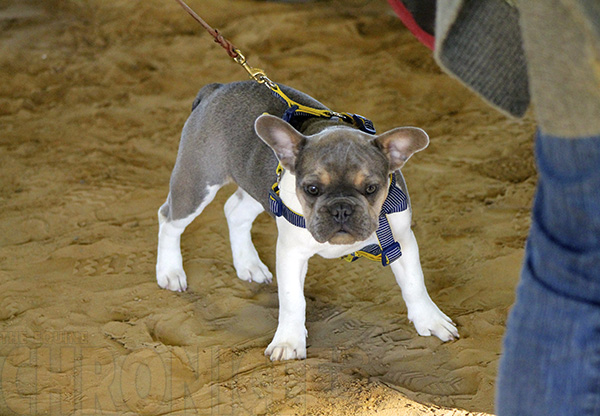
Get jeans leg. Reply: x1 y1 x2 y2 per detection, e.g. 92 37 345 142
496 132 600 416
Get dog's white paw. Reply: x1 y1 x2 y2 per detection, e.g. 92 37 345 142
157 268 188 292
234 259 273 284
265 328 307 361
408 300 459 342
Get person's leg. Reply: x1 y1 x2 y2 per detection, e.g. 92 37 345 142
496 132 600 416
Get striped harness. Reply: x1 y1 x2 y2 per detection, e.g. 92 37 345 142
269 168 408 266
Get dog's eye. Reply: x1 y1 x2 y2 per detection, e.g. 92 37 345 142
304 185 320 196
365 184 378 195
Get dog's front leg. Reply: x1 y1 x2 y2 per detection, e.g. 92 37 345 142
265 235 310 361
389 213 459 341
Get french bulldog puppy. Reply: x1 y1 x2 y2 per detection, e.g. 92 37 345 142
156 81 458 361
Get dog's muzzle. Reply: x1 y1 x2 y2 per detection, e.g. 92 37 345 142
328 200 354 224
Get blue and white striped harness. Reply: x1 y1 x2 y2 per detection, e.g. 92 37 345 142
268 168 408 266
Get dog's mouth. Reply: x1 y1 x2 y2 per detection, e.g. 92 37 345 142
326 227 361 245
309 225 360 245
306 208 378 245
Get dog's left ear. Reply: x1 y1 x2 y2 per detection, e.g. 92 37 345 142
255 114 306 173
372 127 429 171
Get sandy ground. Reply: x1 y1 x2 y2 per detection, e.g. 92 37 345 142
0 0 537 414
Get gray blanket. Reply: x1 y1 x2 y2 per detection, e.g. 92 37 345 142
435 0 600 138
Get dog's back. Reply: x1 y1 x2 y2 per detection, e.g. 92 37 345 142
174 81 329 214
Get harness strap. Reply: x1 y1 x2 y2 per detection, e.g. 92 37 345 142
271 84 334 120
269 183 306 228
342 173 408 266
270 84 376 135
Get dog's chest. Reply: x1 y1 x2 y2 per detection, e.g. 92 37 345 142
315 235 379 259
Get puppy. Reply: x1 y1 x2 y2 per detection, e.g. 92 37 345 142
156 81 458 361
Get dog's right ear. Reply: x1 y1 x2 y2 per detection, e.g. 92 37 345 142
255 114 306 173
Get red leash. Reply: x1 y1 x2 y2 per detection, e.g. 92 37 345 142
173 0 275 86
173 0 239 58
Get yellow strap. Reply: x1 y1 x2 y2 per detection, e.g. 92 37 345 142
342 251 382 263
269 84 356 122
270 163 305 220
275 162 284 177
271 162 283 194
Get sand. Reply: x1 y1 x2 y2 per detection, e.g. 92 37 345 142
0 0 537 414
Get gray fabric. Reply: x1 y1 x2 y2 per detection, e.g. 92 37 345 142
434 0 600 138
435 0 529 118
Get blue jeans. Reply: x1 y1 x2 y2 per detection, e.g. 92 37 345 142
496 132 600 415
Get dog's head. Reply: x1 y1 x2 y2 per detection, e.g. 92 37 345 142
255 114 429 245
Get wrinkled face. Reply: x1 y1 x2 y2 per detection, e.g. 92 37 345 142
255 114 429 246
295 131 389 244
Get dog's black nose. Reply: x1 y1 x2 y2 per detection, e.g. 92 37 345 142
329 202 353 223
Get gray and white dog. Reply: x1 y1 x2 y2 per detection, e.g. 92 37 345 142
156 81 458 361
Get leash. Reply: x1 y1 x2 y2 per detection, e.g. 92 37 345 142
172 0 376 134
173 0 236 58
173 0 275 87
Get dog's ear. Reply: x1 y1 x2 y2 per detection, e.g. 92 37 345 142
372 127 429 171
255 114 306 173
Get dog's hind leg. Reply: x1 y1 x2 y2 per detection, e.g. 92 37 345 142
157 183 221 292
224 187 273 284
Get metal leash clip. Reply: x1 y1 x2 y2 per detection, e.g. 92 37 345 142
233 49 276 89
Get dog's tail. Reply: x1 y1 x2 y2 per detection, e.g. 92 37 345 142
191 83 223 112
